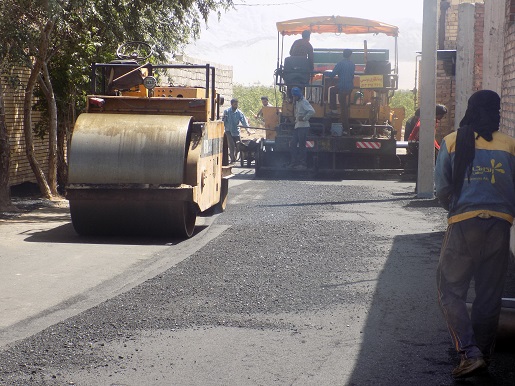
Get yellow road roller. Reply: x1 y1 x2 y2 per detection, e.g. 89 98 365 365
66 42 231 238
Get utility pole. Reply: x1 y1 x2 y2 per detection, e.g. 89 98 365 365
418 0 438 198
483 0 505 95
455 3 475 130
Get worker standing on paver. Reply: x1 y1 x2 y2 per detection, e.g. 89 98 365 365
254 96 273 121
435 90 515 379
326 49 355 130
289 87 315 169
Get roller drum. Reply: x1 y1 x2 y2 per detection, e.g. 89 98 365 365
68 113 198 237
68 113 192 185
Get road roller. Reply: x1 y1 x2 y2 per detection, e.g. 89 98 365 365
66 42 231 238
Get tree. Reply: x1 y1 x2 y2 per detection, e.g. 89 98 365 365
23 18 57 199
391 89 416 127
233 83 279 127
0 0 234 200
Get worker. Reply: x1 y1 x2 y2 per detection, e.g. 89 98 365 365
408 104 447 150
326 49 355 130
404 108 420 141
404 104 447 190
435 90 515 379
290 30 314 71
222 98 251 164
288 87 315 169
255 96 273 120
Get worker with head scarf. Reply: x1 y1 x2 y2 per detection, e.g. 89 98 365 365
435 90 515 379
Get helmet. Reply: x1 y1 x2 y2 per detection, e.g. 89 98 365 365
291 87 303 97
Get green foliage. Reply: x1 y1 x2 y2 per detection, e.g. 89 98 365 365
391 89 417 126
233 83 281 127
0 0 235 134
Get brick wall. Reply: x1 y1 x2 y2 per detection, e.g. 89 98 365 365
435 0 484 140
444 4 460 49
435 61 455 143
510 0 515 23
501 0 515 137
1 68 47 187
437 1 459 141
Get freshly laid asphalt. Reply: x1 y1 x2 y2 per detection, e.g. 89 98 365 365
0 169 514 385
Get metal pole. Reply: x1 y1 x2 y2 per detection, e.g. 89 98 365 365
483 0 505 95
418 0 438 198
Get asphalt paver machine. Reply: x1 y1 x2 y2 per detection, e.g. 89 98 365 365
257 16 405 175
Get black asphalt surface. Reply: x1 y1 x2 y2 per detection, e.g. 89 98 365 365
0 174 514 385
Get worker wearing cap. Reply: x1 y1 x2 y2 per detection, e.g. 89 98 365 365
289 87 315 169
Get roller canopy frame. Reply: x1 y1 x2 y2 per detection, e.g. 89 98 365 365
276 16 399 37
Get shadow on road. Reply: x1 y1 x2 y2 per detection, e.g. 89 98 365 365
22 222 208 246
347 231 515 386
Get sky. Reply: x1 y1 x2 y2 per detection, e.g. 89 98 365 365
185 0 424 90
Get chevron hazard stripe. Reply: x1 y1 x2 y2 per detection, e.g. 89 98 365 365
306 140 315 148
356 141 381 149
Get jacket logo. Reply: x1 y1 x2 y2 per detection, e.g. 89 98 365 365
472 159 505 184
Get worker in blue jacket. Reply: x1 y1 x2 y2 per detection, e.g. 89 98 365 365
435 90 515 379
223 98 250 164
326 49 355 130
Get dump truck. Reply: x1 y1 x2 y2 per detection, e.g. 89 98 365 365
66 42 231 238
256 16 405 175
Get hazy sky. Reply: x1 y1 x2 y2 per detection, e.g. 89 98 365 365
185 0 424 89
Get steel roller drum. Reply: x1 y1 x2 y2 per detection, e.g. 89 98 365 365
68 113 197 238
69 113 192 185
